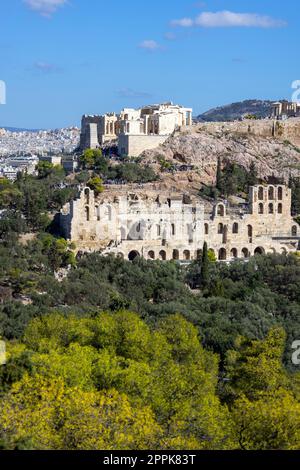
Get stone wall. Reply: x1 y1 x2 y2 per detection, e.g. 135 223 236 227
118 134 169 157
197 118 300 146
60 185 299 261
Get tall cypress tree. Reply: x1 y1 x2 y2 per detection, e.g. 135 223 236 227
216 157 223 193
201 241 209 288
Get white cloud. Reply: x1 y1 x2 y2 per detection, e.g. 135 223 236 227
139 40 161 51
23 0 68 17
34 61 62 73
171 18 194 28
171 10 287 29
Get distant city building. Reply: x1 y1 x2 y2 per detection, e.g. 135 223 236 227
0 165 17 180
272 100 300 120
39 155 62 166
62 155 78 173
80 102 193 156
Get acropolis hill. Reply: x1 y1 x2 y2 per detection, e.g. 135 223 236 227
141 118 300 191
60 108 300 261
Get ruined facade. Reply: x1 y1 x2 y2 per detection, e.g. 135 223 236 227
60 184 299 261
272 100 300 119
80 102 193 156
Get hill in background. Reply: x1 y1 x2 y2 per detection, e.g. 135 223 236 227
196 99 274 122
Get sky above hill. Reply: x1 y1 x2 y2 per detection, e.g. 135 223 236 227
0 0 299 128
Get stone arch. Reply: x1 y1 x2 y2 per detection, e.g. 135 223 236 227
232 222 239 234
218 248 227 261
269 247 276 254
148 250 155 260
159 250 167 261
117 252 124 259
218 223 224 234
231 248 238 259
172 249 179 260
196 249 202 260
242 248 250 258
183 250 191 261
258 186 264 201
278 186 283 200
278 203 283 214
268 186 275 200
204 223 209 235
217 204 225 217
281 247 287 255
292 225 298 236
254 247 265 256
128 250 140 261
258 203 264 214
268 203 274 214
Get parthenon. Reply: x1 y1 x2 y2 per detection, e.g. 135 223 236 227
80 102 193 156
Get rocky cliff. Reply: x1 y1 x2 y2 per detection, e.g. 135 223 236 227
141 119 300 190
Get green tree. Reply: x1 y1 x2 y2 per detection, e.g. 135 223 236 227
201 241 209 288
87 176 104 195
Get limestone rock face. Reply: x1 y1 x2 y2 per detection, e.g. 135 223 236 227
142 120 300 185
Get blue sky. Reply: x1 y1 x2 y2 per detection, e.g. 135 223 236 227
0 0 298 128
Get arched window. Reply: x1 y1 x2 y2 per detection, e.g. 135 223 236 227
196 249 202 260
268 186 275 200
171 223 176 236
278 187 283 200
157 225 161 237
148 251 155 260
248 225 253 243
258 187 264 201
278 203 283 214
218 223 224 234
159 250 166 261
232 223 239 234
173 249 179 260
254 247 265 256
292 226 298 236
136 223 141 233
218 248 227 261
84 188 90 205
217 204 225 217
128 251 140 261
242 248 249 258
269 203 274 214
258 203 264 214
183 250 190 261
204 223 209 235
85 206 90 222
231 248 238 258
